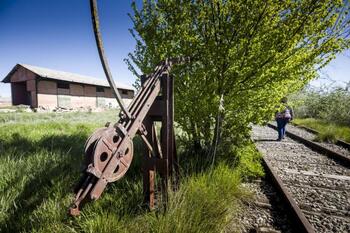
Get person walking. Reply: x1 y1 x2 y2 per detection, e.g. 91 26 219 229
275 98 293 141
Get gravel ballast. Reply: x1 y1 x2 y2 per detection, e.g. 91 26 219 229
252 125 350 233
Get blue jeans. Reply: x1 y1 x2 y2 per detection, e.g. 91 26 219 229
276 118 288 140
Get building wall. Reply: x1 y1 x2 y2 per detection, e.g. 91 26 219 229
11 82 30 105
120 89 134 99
30 91 37 108
70 84 84 96
84 85 96 97
7 65 134 109
26 80 36 91
37 80 57 108
10 66 36 83
69 96 87 107
35 79 134 109
9 67 38 107
37 80 57 94
37 93 57 107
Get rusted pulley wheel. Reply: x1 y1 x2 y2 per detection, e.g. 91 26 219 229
84 127 108 166
92 127 133 182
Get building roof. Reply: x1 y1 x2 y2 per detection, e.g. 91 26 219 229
2 64 134 90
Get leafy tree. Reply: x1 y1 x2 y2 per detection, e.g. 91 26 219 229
126 0 350 154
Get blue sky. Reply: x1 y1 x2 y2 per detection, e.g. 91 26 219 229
311 51 350 88
0 0 141 97
0 0 349 98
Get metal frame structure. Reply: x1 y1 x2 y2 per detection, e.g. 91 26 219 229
69 59 180 216
68 0 184 216
141 73 179 208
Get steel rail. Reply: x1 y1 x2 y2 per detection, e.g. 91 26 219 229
291 123 350 151
260 157 316 233
90 0 131 119
267 123 350 167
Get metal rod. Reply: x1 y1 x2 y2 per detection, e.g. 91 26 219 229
90 0 131 119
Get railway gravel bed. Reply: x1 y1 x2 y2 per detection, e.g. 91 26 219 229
252 125 350 233
235 179 295 232
269 122 350 159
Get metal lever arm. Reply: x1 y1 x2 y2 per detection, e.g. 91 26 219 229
90 0 132 119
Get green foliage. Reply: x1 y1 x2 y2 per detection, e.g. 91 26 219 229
138 164 245 233
235 144 265 180
0 112 263 232
290 85 350 125
126 0 350 152
314 130 337 143
293 118 350 143
0 110 117 125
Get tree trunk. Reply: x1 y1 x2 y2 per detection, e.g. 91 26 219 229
211 110 224 156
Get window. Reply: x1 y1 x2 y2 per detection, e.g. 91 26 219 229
121 90 128 95
57 81 69 89
96 86 105 92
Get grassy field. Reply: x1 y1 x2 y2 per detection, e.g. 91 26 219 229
0 111 263 233
293 118 350 143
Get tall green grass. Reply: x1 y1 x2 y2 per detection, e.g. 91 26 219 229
0 110 117 125
293 118 350 143
0 112 263 232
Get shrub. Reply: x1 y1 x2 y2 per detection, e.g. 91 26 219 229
290 85 350 125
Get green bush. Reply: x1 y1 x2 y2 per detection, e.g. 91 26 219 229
290 86 350 125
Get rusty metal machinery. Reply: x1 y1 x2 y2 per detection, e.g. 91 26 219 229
69 0 180 216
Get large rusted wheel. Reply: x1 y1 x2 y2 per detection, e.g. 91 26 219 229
92 127 133 183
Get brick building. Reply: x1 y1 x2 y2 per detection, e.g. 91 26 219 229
1 64 134 109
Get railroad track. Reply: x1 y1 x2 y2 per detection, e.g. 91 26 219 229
290 123 350 151
252 124 350 233
268 122 350 165
236 179 295 232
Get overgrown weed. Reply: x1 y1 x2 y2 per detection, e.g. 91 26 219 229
294 118 350 143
